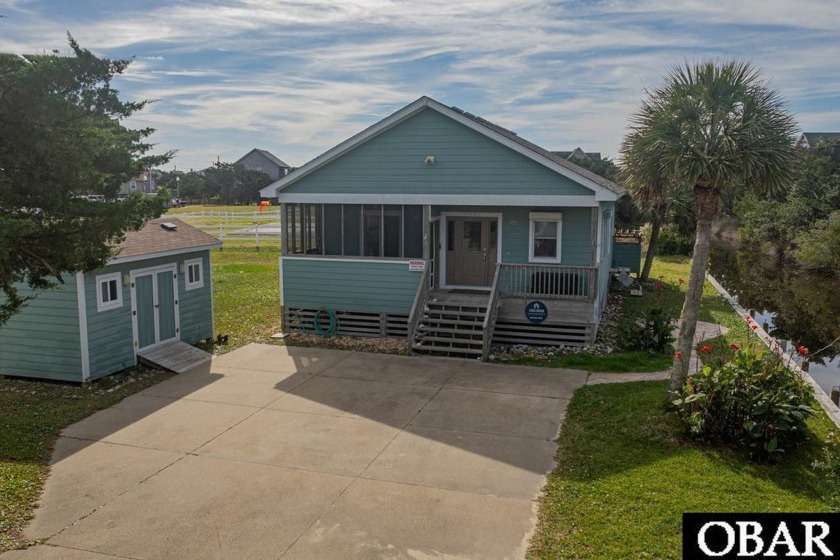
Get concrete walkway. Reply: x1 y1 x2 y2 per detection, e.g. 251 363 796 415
4 344 588 560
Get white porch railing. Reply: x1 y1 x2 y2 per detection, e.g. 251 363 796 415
499 264 596 302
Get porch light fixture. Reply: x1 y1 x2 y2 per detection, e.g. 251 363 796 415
122 274 130 286
179 263 186 274
424 155 436 165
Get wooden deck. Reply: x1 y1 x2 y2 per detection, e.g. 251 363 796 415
137 341 212 374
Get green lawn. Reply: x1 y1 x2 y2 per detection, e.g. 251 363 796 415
0 369 172 553
527 380 835 559
527 255 837 558
203 247 281 353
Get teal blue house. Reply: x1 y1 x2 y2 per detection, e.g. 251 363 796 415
260 97 626 358
0 218 221 382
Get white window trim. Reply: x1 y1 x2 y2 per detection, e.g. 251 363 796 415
95 272 123 312
184 258 204 290
529 212 563 263
601 209 613 259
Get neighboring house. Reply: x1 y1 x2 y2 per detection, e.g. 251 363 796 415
797 132 840 149
259 96 626 358
552 148 601 161
0 218 221 382
118 170 159 196
236 148 292 181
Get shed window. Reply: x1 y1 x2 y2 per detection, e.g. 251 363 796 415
96 273 122 312
185 258 203 290
529 212 562 263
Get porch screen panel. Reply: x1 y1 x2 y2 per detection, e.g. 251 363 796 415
363 205 382 257
285 203 302 254
403 205 423 258
304 204 321 254
343 205 361 256
323 204 342 255
383 205 401 257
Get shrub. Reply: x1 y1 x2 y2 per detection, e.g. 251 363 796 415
618 308 675 354
812 431 840 511
672 347 816 461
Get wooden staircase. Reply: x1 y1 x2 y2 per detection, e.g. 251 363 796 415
411 291 492 358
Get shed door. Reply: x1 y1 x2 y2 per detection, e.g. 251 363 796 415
132 267 179 351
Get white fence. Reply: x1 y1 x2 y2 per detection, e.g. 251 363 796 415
173 210 282 249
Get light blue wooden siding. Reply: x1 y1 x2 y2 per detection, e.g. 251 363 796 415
282 109 593 197
282 259 421 314
178 252 214 344
85 251 213 379
435 206 594 266
0 277 83 382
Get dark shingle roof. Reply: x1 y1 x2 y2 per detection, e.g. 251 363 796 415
238 148 290 169
552 149 602 160
801 132 840 147
114 218 220 260
449 105 625 196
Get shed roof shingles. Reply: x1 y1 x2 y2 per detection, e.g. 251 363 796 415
114 218 221 260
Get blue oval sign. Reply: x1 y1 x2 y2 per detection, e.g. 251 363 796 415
525 301 548 323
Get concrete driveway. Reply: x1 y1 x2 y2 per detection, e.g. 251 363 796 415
4 344 587 560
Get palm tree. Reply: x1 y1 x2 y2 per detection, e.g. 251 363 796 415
621 60 799 399
621 135 693 282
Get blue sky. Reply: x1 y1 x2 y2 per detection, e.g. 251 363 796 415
2 0 839 171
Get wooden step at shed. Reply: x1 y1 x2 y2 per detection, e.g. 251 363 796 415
137 341 211 374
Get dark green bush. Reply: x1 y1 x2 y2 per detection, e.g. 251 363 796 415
618 308 675 354
672 347 816 461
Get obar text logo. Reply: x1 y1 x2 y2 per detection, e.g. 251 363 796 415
684 514 840 559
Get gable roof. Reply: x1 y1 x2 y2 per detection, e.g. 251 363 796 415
799 132 840 148
236 148 290 169
552 148 602 161
111 218 221 264
260 96 625 201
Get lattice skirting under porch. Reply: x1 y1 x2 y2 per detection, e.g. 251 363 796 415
282 306 409 338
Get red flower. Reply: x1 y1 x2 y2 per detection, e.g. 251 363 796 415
679 278 685 284
798 346 809 355
700 344 714 354
751 324 758 330
675 352 683 360
729 343 739 351
745 315 752 321
654 283 663 290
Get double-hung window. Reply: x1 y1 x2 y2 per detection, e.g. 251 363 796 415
96 273 122 312
529 212 562 263
185 258 203 290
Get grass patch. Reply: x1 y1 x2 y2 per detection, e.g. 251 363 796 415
0 369 173 553
507 351 672 372
527 380 835 559
204 247 280 353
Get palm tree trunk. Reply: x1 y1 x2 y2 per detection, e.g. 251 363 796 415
668 185 719 400
640 215 662 282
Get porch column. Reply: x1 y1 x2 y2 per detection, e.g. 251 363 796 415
422 205 430 261
280 202 288 255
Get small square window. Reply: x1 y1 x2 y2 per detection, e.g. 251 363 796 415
185 258 203 290
96 273 122 312
529 213 562 263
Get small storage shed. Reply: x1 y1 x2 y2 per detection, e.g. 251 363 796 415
0 218 221 382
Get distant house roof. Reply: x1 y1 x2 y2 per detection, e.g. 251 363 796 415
236 148 290 169
261 96 625 200
552 148 601 160
798 132 840 148
111 218 221 264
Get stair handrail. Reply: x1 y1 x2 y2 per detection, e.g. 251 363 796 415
407 266 431 350
482 263 503 361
